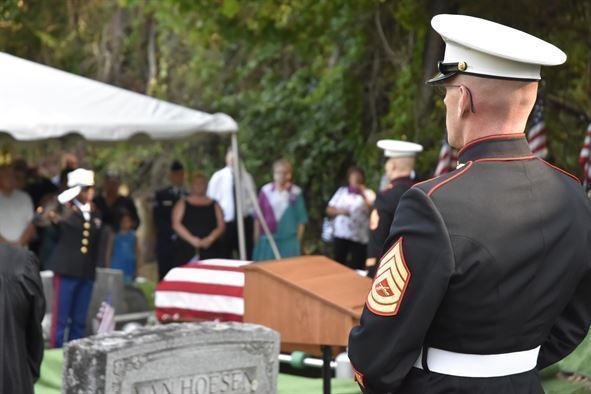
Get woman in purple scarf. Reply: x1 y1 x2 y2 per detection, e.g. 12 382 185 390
253 160 308 261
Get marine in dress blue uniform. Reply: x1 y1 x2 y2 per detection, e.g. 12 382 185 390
48 169 101 348
153 161 187 280
366 140 422 278
348 14 591 393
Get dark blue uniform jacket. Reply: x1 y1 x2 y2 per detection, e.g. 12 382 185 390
349 134 591 393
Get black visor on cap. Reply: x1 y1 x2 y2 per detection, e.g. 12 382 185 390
426 61 466 85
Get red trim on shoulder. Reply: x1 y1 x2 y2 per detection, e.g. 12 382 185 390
458 133 525 155
539 159 581 184
475 155 536 162
352 365 366 388
413 175 442 189
427 161 474 196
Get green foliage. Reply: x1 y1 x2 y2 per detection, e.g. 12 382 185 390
0 0 589 251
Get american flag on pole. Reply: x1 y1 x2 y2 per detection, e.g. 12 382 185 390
434 139 458 176
578 123 591 190
527 95 548 159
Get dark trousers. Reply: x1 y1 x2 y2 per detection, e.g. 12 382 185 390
50 274 94 348
156 239 176 280
333 237 367 270
223 216 254 260
398 367 544 393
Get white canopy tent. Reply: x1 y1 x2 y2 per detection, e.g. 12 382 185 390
0 51 281 261
0 52 238 140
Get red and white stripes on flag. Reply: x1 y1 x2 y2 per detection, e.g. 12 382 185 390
527 95 548 159
578 123 591 190
155 259 251 323
434 139 458 177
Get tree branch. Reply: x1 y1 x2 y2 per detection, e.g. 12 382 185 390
547 94 591 123
374 9 400 68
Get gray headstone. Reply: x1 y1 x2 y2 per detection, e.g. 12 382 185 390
39 269 126 341
86 268 125 335
62 322 280 394
40 270 54 314
40 271 54 344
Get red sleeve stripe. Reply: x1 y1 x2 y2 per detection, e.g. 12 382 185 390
352 365 366 388
50 275 61 348
539 159 581 184
427 161 474 196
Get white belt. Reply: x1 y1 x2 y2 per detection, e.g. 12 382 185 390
413 346 540 378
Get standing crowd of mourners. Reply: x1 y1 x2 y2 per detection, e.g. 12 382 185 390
0 132 423 394
0 138 423 368
0 156 145 351
154 153 310 280
0 143 382 394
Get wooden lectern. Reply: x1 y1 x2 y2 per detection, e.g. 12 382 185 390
243 255 371 347
243 256 371 393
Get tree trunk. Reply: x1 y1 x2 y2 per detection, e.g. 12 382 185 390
146 15 157 95
414 0 454 140
98 6 126 85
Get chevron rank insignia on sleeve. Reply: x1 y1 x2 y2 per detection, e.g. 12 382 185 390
366 238 410 316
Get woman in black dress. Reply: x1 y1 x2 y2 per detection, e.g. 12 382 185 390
172 172 225 265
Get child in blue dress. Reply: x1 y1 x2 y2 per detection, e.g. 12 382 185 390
107 211 140 283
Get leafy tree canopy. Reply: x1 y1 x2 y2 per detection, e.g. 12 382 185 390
0 0 589 250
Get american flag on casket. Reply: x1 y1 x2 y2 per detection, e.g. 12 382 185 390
155 259 252 323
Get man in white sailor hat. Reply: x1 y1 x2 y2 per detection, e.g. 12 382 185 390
366 140 422 278
349 14 591 393
46 168 103 348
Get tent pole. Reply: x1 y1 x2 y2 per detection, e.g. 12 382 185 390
242 162 281 260
231 132 247 260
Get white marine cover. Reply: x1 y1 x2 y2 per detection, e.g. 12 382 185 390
428 14 567 82
0 52 238 141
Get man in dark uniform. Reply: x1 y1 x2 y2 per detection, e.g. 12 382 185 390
348 14 591 393
153 160 187 280
47 168 102 348
0 244 45 394
366 140 422 278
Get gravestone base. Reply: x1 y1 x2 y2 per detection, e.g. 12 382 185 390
62 322 279 394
